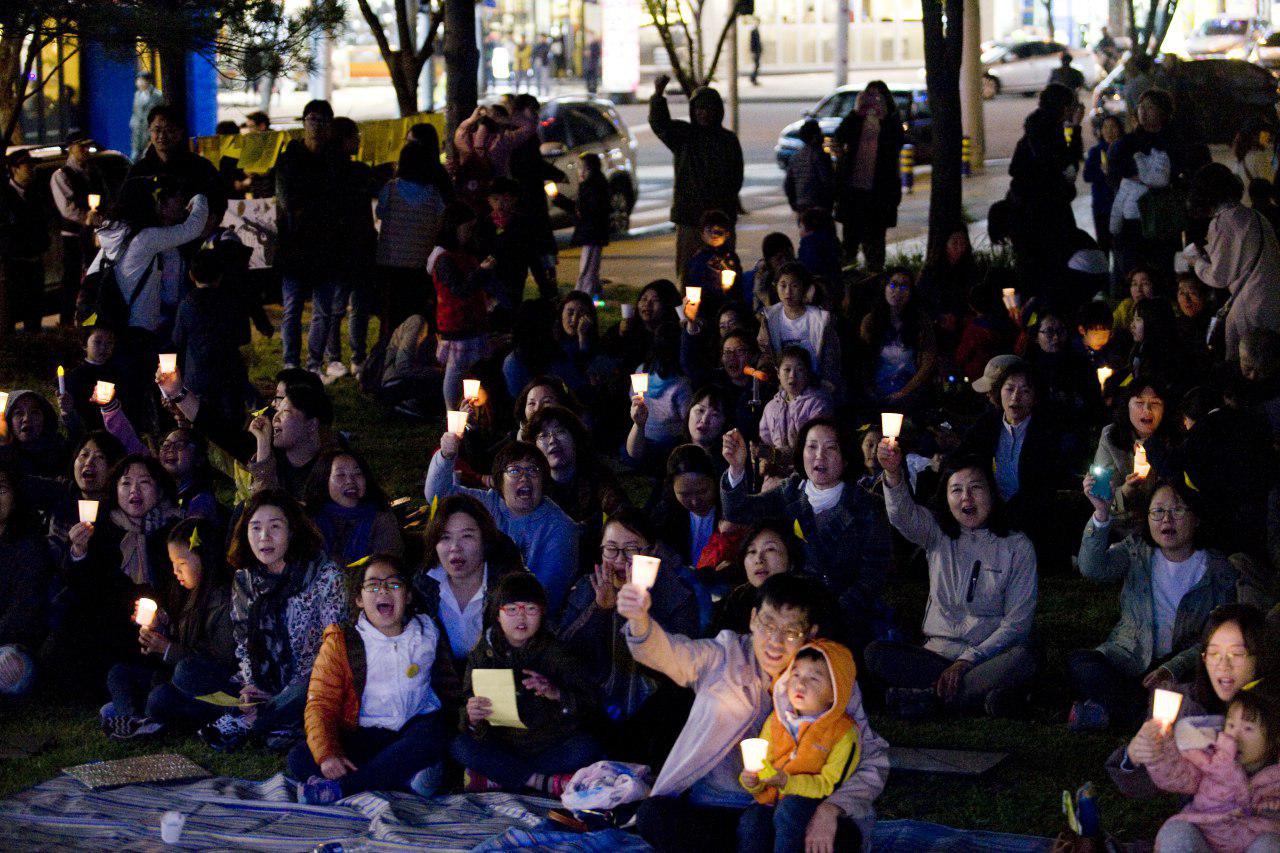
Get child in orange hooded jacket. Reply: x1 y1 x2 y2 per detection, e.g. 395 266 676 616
737 639 861 853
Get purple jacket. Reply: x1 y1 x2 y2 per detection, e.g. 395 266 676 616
758 386 834 451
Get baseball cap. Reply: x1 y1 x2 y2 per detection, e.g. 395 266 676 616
971 354 1024 393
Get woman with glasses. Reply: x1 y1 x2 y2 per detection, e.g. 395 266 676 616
453 572 602 795
413 494 525 667
559 509 701 767
1021 310 1103 434
857 267 936 413
289 554 453 804
711 521 804 635
197 490 346 752
1108 603 1273 797
1068 477 1241 731
866 446 1038 720
426 433 578 618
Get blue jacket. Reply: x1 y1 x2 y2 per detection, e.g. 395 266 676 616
1083 142 1116 216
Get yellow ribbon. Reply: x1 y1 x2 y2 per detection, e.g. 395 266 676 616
189 528 202 550
793 519 806 541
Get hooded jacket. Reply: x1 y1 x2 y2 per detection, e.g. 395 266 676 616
649 87 745 227
0 390 68 479
745 639 860 805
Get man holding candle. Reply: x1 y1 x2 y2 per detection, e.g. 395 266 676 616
684 210 743 316
617 572 888 853
51 134 107 326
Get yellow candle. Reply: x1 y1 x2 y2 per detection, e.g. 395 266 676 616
57 365 66 395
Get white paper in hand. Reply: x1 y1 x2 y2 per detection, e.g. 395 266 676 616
472 668 527 729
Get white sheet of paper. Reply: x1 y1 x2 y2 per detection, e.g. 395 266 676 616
472 668 527 729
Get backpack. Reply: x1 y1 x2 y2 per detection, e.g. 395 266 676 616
79 235 158 329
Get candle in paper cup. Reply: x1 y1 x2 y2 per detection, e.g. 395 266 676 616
1133 443 1151 478
621 304 635 320
1002 287 1018 311
446 410 468 437
88 193 101 211
77 499 99 524
740 738 769 772
135 597 158 628
544 181 558 198
158 353 178 374
0 391 8 415
462 379 481 401
57 365 66 395
631 373 649 397
685 286 702 305
881 412 904 440
1152 688 1183 730
1096 366 1113 392
629 554 661 590
721 268 737 290
93 381 115 405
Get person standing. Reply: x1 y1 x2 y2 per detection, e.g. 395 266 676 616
506 95 562 301
749 25 764 86
125 105 226 239
129 72 164 162
275 99 347 373
50 133 106 326
585 35 602 95
1048 52 1086 93
784 120 835 218
649 74 744 285
0 151 51 336
531 36 552 97
833 81 904 272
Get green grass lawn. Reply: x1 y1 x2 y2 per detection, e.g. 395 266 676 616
0 299 1177 842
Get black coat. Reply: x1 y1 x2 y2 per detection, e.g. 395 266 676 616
957 408 1063 534
570 171 611 247
274 140 348 279
126 148 227 231
0 181 51 260
833 110 904 228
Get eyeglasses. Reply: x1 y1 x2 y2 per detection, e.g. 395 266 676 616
602 544 644 561
753 618 809 646
1204 650 1253 666
361 578 405 593
159 439 192 452
1149 507 1190 521
503 465 542 481
535 427 571 444
499 603 542 617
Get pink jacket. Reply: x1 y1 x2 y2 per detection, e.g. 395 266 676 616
453 112 537 179
1148 732 1280 852
757 386 834 451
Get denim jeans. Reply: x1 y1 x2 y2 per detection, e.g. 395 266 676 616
738 797 823 853
145 655 239 724
281 276 343 369
1066 648 1147 730
106 661 162 716
326 282 374 365
449 731 602 790
287 712 449 795
637 794 863 853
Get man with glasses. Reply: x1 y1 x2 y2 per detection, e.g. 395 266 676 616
617 573 887 853
125 105 226 240
426 434 578 617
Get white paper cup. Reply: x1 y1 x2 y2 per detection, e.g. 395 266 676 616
88 193 102 211
685 286 701 305
446 410 468 437
740 738 769 772
0 391 7 415
881 412 904 440
160 810 185 844
629 555 661 590
462 379 481 400
544 181 558 198
621 304 635 320
721 268 737 290
1096 366 1113 391
94 381 115 404
630 373 649 396
1152 688 1183 730
135 598 158 628
158 353 178 374
78 499 99 524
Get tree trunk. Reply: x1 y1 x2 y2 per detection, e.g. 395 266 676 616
158 44 190 130
922 0 964 260
443 0 477 140
391 51 421 115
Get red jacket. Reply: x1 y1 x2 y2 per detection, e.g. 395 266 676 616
429 247 487 339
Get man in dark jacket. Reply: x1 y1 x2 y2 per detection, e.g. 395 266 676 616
833 82 904 272
649 75 744 284
274 99 348 372
125 105 226 236
0 150 51 335
506 95 562 301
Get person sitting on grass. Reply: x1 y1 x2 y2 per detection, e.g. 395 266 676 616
199 490 346 752
1145 686 1280 851
289 554 455 804
711 521 803 636
1070 476 1240 732
757 345 833 455
453 572 602 796
102 518 235 739
1 390 69 480
304 447 404 566
618 572 888 853
0 460 55 699
425 433 578 619
865 444 1038 720
738 640 861 853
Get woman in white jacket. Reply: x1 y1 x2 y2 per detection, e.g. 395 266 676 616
865 440 1038 719
91 180 209 339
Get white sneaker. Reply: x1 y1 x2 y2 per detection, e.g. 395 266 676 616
325 361 348 379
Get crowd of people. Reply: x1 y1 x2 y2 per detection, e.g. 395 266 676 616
1 69 1280 853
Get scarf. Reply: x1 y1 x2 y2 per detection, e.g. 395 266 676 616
245 556 316 692
112 504 181 585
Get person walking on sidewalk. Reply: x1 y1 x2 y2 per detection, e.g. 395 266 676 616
750 25 764 86
833 81 903 272
649 74 744 285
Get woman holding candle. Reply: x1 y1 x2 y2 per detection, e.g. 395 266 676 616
425 434 578 618
102 518 236 739
559 509 702 766
1108 604 1274 798
858 267 937 413
62 455 182 683
865 445 1039 719
625 322 694 473
721 417 892 652
602 279 681 372
303 448 403 566
198 490 346 752
1069 477 1241 731
1091 381 1178 535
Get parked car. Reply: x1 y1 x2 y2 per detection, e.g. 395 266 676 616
534 96 638 235
1184 17 1269 59
1088 57 1279 143
4 142 130 304
774 84 932 169
982 40 1100 98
